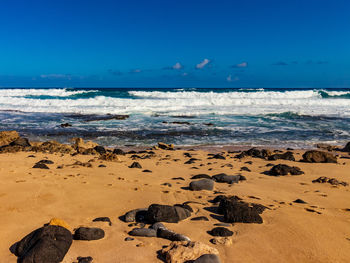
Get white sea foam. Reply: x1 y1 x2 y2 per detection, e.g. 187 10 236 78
0 89 350 117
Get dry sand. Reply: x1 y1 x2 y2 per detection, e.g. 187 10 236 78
0 147 350 262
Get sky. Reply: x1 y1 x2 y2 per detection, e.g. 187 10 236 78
0 0 349 88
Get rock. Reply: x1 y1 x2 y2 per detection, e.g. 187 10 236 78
212 173 241 184
10 225 72 263
157 228 191 242
268 151 295 161
129 162 142 168
93 146 106 155
32 141 74 154
99 153 120 161
240 166 251 172
37 159 54 164
9 137 31 147
312 176 348 186
211 154 226 160
267 164 304 176
316 143 337 151
73 227 105 241
150 222 166 231
210 237 232 246
194 254 221 263
293 199 307 204
208 227 233 237
189 179 214 191
235 148 271 159
342 142 350 152
60 123 72 128
92 217 112 226
0 130 19 146
142 169 152 173
158 142 174 150
77 256 93 263
191 174 212 180
218 196 264 223
113 148 125 155
129 228 157 237
161 241 219 263
172 177 185 180
124 208 148 222
48 218 70 230
146 204 191 223
124 237 134 241
191 216 209 221
33 163 49 169
72 138 98 150
301 150 337 163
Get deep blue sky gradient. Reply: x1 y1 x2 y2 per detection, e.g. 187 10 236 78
0 0 349 87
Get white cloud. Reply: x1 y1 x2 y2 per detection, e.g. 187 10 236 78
232 62 248 68
227 74 239 82
173 62 183 70
40 74 72 80
196 58 210 69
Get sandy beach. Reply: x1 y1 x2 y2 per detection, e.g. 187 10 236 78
0 132 349 262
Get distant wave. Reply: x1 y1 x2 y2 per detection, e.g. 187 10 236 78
0 88 96 98
318 90 350 99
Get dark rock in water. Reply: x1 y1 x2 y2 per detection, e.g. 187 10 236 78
60 123 72 128
218 196 264 224
9 137 31 147
268 151 295 161
146 204 191 223
129 162 142 168
194 254 221 263
267 164 304 176
142 169 152 173
157 227 190 241
33 163 50 169
211 154 226 160
37 159 54 164
240 167 251 172
124 208 148 222
293 199 307 204
191 216 209 221
92 217 112 226
301 150 337 163
208 227 233 237
212 173 241 184
113 148 126 155
235 148 270 159
94 146 106 155
129 228 157 237
191 174 212 180
190 179 214 191
10 225 72 263
67 113 129 122
77 256 93 263
73 227 105 241
312 176 348 186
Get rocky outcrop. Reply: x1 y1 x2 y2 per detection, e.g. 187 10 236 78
161 241 219 263
71 138 98 150
301 150 337 163
267 164 304 176
0 130 19 147
312 176 348 186
235 148 271 159
157 142 174 150
268 151 295 161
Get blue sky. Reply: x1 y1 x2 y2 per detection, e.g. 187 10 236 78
0 0 349 88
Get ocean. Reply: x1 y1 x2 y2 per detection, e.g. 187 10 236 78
0 87 349 148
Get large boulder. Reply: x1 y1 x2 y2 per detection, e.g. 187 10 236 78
189 179 214 191
212 173 242 184
0 130 19 147
73 227 105 241
267 164 304 176
301 150 337 163
218 196 265 224
10 225 72 263
268 151 295 161
161 241 219 263
146 204 191 223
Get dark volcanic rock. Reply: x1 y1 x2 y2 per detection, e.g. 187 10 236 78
129 162 142 168
208 227 233 237
189 179 214 191
312 176 348 186
77 256 93 263
113 148 125 155
10 225 72 263
301 150 337 163
191 216 209 221
212 173 241 184
128 228 157 237
235 148 270 159
9 137 31 147
92 217 112 226
191 174 212 180
146 204 191 223
267 164 304 176
211 154 226 160
342 142 350 152
124 208 148 222
73 227 105 241
268 151 295 161
218 196 264 224
142 169 152 173
194 254 221 263
93 146 106 155
240 166 251 172
37 159 54 164
293 199 307 204
32 163 50 169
